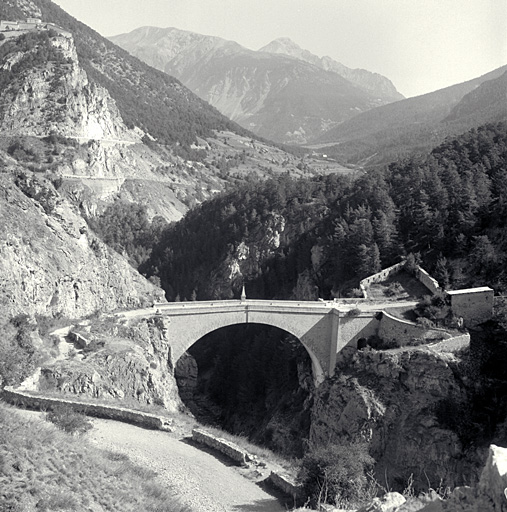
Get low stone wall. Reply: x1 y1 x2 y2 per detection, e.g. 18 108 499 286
429 334 470 353
191 428 304 499
1 387 173 431
416 267 441 294
267 471 303 500
192 428 250 465
378 311 449 344
359 262 406 298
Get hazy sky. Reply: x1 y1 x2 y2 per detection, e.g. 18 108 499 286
54 0 506 98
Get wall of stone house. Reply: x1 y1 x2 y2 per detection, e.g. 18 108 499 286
448 288 494 327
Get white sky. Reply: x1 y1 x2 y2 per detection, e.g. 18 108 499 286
54 0 507 98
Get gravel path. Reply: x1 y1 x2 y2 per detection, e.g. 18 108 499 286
87 418 287 512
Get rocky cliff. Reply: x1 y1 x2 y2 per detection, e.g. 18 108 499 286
0 172 160 320
36 316 183 411
309 347 482 491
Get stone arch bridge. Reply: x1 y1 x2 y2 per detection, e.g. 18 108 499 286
120 299 420 385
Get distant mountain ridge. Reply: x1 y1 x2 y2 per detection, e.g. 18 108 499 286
259 37 403 101
109 27 404 144
316 65 507 166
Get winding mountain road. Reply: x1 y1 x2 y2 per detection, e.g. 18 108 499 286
12 409 287 511
87 418 287 512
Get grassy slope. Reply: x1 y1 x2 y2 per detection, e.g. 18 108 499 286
0 402 187 512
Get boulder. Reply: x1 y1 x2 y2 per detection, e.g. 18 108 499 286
357 492 406 512
478 444 507 511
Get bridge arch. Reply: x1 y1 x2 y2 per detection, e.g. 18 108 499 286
159 300 340 385
172 319 325 385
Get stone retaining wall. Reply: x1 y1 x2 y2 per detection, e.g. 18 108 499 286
429 334 470 353
1 387 173 431
192 428 250 465
191 428 304 499
267 471 303 500
378 311 449 344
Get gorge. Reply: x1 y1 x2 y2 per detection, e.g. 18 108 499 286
1 1 507 510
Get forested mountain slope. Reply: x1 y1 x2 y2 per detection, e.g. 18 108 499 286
316 66 507 167
143 122 507 301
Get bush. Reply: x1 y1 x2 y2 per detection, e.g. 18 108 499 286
46 405 93 435
298 443 375 507
403 253 421 276
346 308 361 317
384 281 403 297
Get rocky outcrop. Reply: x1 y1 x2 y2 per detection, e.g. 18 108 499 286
0 173 160 320
0 33 136 142
36 316 183 411
310 348 476 491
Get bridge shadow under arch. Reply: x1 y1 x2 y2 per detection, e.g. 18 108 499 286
160 300 347 388
174 322 314 457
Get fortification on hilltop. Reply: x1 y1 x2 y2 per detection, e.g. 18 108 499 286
0 18 71 37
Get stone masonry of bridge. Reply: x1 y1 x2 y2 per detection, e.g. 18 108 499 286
120 281 493 387
123 299 418 386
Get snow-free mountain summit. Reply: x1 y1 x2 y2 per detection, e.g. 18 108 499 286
109 27 404 144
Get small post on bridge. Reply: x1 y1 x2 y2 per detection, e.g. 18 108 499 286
240 285 246 302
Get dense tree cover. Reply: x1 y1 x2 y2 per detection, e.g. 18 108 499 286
145 122 507 300
87 201 167 268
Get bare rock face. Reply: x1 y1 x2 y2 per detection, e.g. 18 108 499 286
310 349 475 491
0 33 135 142
0 173 160 319
477 444 507 511
174 351 198 401
208 212 286 298
37 317 183 411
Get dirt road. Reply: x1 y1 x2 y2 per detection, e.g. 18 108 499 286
87 418 287 512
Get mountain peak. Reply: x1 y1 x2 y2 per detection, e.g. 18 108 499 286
259 37 302 54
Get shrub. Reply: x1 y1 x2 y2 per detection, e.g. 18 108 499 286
46 405 93 435
416 317 435 328
384 281 403 297
298 443 375 507
346 308 361 317
403 253 421 276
